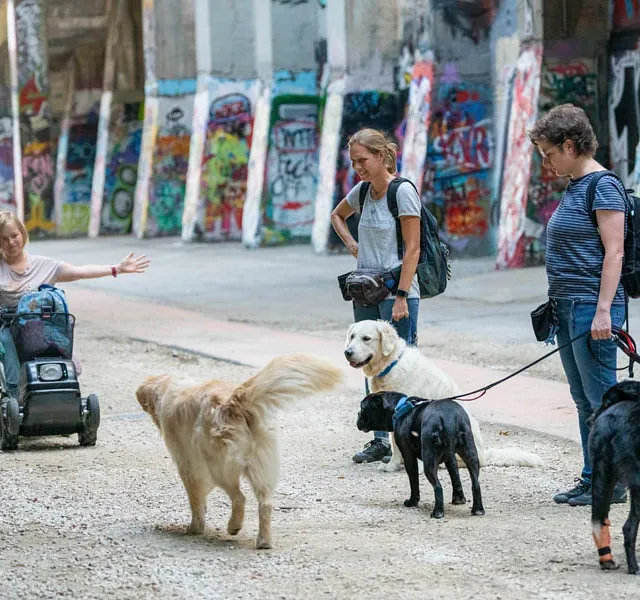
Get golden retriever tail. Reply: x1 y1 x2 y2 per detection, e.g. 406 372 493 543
241 354 343 415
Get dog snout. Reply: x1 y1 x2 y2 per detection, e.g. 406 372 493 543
344 348 354 360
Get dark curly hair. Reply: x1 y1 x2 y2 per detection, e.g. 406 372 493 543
528 103 598 156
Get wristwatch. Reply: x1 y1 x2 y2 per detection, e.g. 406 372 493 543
396 289 409 298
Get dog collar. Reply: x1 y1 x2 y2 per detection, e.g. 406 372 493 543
392 396 413 430
375 351 404 378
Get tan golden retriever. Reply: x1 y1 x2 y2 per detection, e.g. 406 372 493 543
136 354 343 549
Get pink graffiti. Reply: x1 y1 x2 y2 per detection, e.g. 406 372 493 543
23 151 53 195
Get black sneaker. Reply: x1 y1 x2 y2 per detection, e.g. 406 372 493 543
553 479 590 504
352 439 392 463
568 485 628 507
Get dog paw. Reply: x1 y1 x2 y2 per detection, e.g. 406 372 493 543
186 523 205 535
430 509 445 519
452 495 466 505
256 537 272 550
403 498 419 507
599 559 619 571
227 522 243 536
378 461 404 473
471 507 485 516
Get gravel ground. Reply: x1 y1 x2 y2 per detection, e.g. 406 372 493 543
1 326 638 600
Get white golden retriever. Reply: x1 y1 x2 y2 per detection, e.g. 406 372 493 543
136 354 343 549
344 320 543 472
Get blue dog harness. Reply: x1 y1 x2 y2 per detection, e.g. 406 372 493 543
392 396 413 430
375 351 404 378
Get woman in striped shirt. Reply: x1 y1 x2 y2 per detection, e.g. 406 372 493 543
528 104 627 507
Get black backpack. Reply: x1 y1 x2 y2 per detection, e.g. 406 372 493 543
358 177 450 299
586 171 640 298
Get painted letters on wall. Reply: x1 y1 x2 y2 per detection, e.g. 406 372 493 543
422 67 493 255
194 79 260 241
147 96 193 236
496 44 542 270
101 102 144 234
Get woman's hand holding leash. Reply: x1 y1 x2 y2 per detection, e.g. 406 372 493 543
591 308 612 340
392 296 409 321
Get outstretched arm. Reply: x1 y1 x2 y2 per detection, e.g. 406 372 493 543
56 252 150 283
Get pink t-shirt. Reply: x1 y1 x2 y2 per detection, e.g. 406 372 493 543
0 254 62 308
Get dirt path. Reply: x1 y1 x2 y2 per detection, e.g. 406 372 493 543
1 327 637 599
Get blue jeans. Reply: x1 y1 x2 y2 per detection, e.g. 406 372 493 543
0 325 19 398
554 299 625 483
353 297 419 442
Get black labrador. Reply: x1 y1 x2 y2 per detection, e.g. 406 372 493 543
590 379 640 574
356 391 484 518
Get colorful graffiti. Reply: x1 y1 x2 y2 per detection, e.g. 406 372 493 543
262 96 320 245
22 140 54 234
147 97 193 236
0 116 14 211
610 51 640 188
496 45 542 270
613 0 640 30
539 60 597 121
196 83 259 241
101 102 143 234
433 0 501 45
421 72 493 252
328 91 403 251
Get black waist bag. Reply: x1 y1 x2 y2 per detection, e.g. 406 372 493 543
530 298 558 342
338 269 393 307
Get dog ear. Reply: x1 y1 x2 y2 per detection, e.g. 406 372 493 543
378 321 398 357
345 323 356 347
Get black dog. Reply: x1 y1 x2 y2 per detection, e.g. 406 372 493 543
357 391 484 518
590 379 640 574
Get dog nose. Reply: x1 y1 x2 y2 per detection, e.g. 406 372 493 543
344 349 353 359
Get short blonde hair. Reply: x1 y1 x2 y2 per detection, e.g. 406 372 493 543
0 211 29 255
347 128 398 174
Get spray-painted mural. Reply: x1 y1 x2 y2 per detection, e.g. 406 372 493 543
194 79 260 241
496 44 542 270
613 0 640 30
0 116 14 211
525 59 598 264
422 66 493 254
262 70 320 245
16 0 54 234
59 91 101 235
101 102 144 234
147 96 193 236
328 91 404 251
433 0 501 45
610 50 640 189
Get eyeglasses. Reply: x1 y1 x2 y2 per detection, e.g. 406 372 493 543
539 143 563 163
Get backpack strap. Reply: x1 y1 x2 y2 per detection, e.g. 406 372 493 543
358 182 370 215
586 170 627 227
387 177 420 260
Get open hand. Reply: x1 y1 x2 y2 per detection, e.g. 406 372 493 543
118 252 150 275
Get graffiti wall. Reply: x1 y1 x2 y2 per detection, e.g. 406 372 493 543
147 96 193 236
422 69 493 254
433 0 502 45
16 0 54 235
613 0 640 30
496 44 542 270
58 91 101 235
261 70 320 245
101 102 144 234
524 59 598 264
0 116 14 211
328 91 404 251
610 50 640 189
194 79 260 241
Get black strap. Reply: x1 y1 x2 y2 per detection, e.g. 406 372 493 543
358 182 370 215
598 547 612 557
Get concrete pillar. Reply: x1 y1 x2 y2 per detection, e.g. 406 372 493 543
182 0 270 243
2 0 23 217
133 0 196 238
15 0 55 235
312 0 402 254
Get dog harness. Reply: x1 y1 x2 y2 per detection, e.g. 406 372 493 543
392 396 414 430
375 351 404 378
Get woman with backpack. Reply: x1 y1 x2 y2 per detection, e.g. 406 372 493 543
528 103 628 507
330 128 422 464
0 211 149 399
